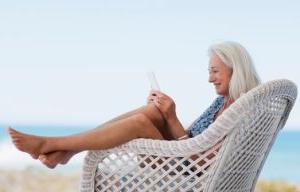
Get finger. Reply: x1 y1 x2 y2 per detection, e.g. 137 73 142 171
147 99 155 104
153 99 161 108
154 92 170 100
147 96 155 102
149 95 158 99
158 96 167 101
155 95 169 103
149 90 156 96
150 90 158 95
156 97 164 106
150 90 163 96
148 96 158 102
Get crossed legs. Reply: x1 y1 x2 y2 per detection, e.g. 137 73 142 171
8 103 173 168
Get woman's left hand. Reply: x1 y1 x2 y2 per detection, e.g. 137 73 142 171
149 90 177 121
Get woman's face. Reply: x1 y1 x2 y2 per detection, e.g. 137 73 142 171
208 53 232 96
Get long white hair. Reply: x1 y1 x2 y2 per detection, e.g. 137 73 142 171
209 41 261 100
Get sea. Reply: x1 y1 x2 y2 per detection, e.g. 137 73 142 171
0 124 299 183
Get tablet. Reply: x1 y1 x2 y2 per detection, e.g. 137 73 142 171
147 72 160 91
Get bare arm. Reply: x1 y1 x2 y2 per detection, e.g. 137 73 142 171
165 116 188 139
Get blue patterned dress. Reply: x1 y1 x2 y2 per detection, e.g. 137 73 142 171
187 96 224 137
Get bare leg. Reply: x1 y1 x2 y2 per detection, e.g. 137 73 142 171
39 103 173 168
99 105 173 140
8 104 167 161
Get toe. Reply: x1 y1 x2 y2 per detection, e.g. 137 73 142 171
31 154 39 159
44 160 57 169
8 127 17 134
42 161 56 169
39 155 57 169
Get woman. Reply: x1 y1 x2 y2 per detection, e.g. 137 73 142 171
8 41 260 169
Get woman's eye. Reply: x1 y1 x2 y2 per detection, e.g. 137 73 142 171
209 70 218 74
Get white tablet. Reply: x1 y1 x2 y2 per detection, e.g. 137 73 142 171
147 72 160 91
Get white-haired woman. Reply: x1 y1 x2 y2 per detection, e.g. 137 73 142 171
8 41 261 169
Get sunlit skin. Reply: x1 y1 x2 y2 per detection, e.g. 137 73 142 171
8 53 233 169
208 53 234 116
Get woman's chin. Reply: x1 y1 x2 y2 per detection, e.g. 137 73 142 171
215 88 222 95
215 89 226 96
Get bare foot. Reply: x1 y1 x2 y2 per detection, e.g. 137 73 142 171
60 151 76 165
8 127 47 159
39 151 75 169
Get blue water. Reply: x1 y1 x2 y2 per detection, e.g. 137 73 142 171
0 124 299 182
0 124 90 138
259 130 300 182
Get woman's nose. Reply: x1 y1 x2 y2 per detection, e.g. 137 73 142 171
208 75 214 83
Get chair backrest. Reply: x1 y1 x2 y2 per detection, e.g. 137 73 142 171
204 79 297 192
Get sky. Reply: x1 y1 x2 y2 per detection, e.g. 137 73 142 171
0 0 300 130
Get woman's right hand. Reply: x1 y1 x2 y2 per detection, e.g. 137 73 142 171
147 90 177 122
147 90 187 139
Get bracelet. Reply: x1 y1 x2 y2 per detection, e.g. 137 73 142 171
177 134 189 140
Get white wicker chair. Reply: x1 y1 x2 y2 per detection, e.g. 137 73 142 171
80 79 297 192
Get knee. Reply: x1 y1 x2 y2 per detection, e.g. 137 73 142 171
131 114 159 138
132 113 152 127
144 103 166 128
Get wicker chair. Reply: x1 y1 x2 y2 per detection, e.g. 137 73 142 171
80 79 297 192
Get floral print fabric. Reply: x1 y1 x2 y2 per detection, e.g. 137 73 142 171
188 96 224 137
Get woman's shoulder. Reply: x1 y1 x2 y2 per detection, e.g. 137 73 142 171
203 96 224 116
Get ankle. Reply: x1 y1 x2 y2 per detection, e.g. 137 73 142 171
40 137 53 154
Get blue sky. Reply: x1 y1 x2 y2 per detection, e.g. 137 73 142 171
0 0 300 129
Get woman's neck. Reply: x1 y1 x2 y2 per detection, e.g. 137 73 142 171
223 96 234 109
